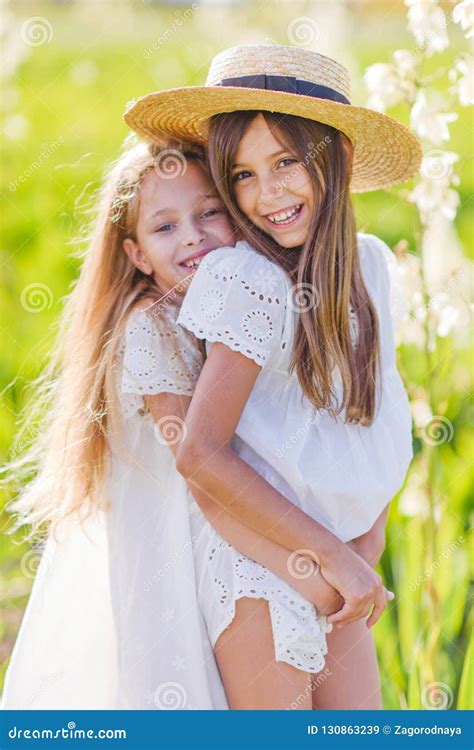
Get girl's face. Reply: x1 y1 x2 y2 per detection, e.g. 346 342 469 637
123 161 235 296
231 113 314 248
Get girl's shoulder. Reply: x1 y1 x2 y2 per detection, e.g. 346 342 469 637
117 299 204 419
177 242 291 368
198 240 288 291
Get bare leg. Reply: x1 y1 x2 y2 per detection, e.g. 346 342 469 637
312 619 382 710
213 596 313 710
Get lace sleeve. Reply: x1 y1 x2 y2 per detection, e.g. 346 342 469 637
177 241 289 368
118 302 204 419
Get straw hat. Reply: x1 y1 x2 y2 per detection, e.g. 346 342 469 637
124 44 422 193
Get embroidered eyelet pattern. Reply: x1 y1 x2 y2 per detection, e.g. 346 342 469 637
241 309 274 344
127 347 158 380
241 267 281 299
195 524 332 674
235 557 269 585
199 288 225 321
118 306 204 418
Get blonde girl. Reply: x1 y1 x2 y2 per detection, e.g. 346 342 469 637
123 43 421 709
2 136 374 710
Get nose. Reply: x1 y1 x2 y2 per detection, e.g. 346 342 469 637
179 218 206 247
257 172 281 207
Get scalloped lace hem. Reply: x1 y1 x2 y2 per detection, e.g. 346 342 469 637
178 310 269 367
209 558 333 675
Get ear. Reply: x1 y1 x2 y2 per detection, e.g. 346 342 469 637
123 237 153 275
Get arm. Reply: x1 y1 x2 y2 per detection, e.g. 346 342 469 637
174 343 391 628
145 392 343 616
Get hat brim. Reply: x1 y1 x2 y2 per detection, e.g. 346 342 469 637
124 86 422 193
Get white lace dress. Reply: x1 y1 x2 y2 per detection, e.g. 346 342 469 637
109 298 332 706
177 232 413 544
2 299 332 711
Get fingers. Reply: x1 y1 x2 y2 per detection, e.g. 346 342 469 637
327 592 375 626
366 587 395 629
326 602 359 627
327 586 395 629
365 585 388 629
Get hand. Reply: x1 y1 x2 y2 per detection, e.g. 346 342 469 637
289 556 344 616
320 543 394 629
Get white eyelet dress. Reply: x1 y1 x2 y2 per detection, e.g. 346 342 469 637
177 233 413 545
108 298 332 710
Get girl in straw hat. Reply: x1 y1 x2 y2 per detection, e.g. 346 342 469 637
123 44 421 708
2 135 368 711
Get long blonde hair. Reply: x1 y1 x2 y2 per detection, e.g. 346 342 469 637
207 110 381 426
2 136 207 541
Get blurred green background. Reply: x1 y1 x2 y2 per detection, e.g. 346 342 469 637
1 0 472 709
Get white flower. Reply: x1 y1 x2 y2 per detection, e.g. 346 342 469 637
398 471 430 518
410 91 458 143
434 302 459 336
411 398 433 428
364 55 416 111
364 63 405 111
452 0 474 39
440 189 461 221
408 179 460 222
393 48 418 78
406 1 449 55
450 56 474 106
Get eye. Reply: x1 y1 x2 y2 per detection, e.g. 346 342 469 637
201 208 221 218
232 170 251 182
278 157 297 168
155 223 174 233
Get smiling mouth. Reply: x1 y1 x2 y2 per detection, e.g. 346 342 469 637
263 204 303 227
179 248 213 270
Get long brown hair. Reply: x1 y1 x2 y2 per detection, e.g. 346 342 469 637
207 110 381 426
2 136 208 541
